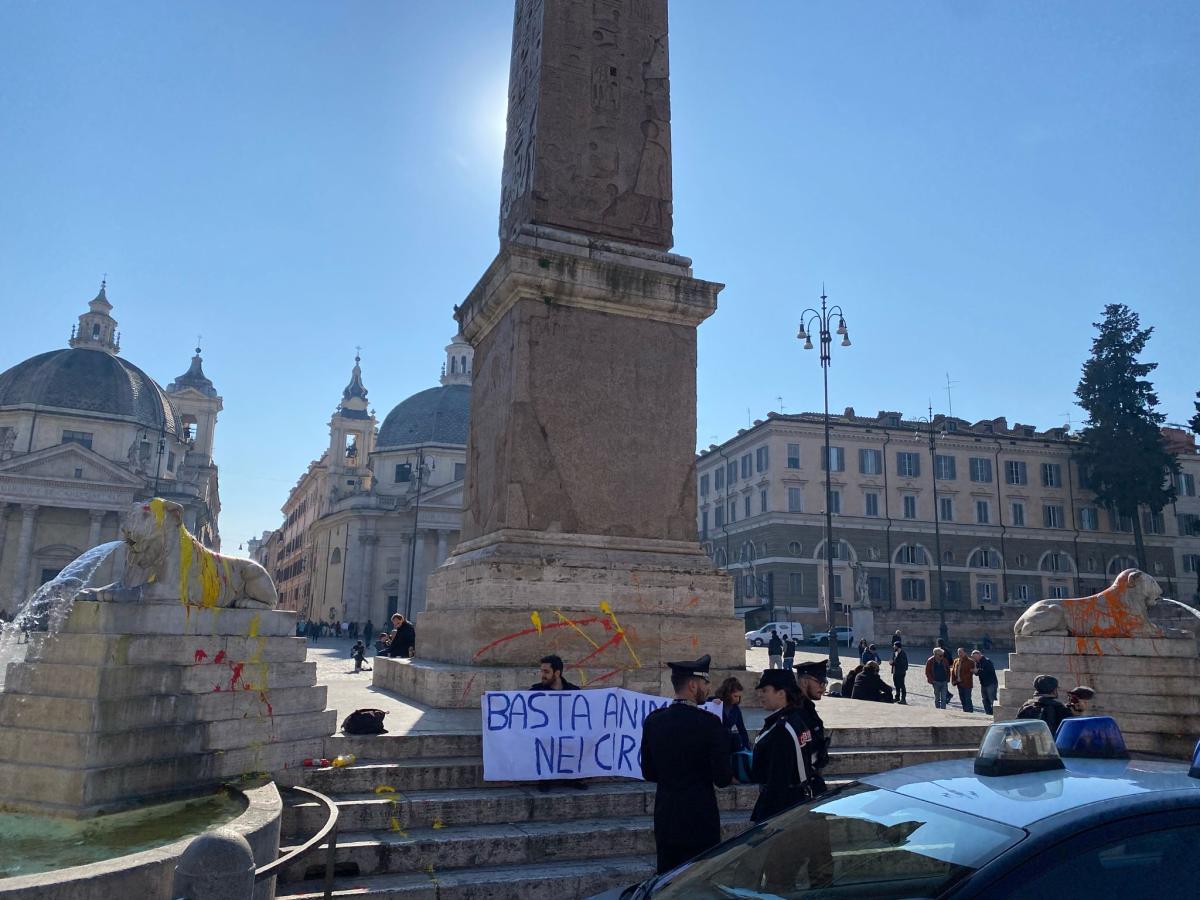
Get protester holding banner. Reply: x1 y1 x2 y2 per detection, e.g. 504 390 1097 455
641 655 733 875
531 654 579 692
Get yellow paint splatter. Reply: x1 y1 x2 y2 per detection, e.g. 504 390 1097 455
431 818 444 830
531 611 542 635
374 785 396 794
424 864 436 876
179 527 193 604
554 610 599 649
247 614 260 639
601 601 641 668
150 498 165 528
389 816 406 834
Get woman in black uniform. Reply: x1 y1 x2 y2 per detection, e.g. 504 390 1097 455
750 668 816 822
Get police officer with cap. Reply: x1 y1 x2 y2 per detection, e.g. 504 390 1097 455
750 661 831 822
641 654 733 874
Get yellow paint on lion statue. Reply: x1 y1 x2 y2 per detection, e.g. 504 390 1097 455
1013 568 1162 638
80 498 277 609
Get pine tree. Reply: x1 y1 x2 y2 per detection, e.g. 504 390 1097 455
1074 304 1179 570
1190 390 1200 437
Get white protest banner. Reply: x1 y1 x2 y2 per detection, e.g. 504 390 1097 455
482 687 721 781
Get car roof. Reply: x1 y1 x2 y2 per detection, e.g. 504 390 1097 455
861 757 1200 828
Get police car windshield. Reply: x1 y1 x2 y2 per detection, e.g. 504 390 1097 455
649 784 1023 899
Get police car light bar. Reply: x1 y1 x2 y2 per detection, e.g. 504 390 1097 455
975 720 1066 777
1055 716 1129 760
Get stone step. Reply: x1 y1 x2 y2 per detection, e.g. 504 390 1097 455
28 632 311 667
1003 653 1200 678
286 745 978 797
996 687 1200 717
999 670 1199 697
1012 635 1199 658
284 780 765 836
1 660 317 698
275 854 654 900
61 600 297 637
278 811 751 883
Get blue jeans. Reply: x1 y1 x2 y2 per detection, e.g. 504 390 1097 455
957 686 974 713
980 682 997 714
933 681 950 708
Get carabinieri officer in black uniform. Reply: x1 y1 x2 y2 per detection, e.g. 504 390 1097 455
641 654 733 874
750 660 831 822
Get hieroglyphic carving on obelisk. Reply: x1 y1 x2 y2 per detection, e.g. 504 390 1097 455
499 0 673 250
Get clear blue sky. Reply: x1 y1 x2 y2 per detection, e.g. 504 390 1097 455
2 1 1197 551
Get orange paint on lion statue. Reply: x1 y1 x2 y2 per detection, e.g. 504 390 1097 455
1013 568 1163 639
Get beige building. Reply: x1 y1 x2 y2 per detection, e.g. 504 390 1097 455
698 408 1197 630
0 283 223 613
267 336 471 629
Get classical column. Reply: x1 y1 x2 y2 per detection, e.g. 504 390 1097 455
87 510 106 550
435 530 449 566
0 504 9 577
10 504 39 609
358 533 379 625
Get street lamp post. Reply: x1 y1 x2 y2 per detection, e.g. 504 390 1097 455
914 405 950 646
798 288 851 680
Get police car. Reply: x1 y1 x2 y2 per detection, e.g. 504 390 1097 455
591 718 1200 899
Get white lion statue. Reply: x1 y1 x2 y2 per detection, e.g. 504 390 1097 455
80 498 277 609
1013 568 1163 638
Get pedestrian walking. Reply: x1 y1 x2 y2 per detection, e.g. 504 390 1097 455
641 655 732 874
925 647 951 709
850 661 893 702
767 631 784 669
951 647 975 712
891 629 903 650
782 634 797 669
971 650 998 715
856 638 869 662
1016 675 1075 735
364 619 374 643
351 640 369 672
891 642 909 704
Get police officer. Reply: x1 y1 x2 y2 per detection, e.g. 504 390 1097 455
750 661 831 823
641 654 733 874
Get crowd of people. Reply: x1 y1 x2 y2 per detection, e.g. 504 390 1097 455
297 612 417 673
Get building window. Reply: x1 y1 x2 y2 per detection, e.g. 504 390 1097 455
62 429 93 449
970 549 998 569
935 455 957 480
975 500 990 524
760 490 768 513
741 453 752 479
1015 584 1031 601
821 447 845 472
902 495 917 520
789 572 803 596
454 462 466 481
865 492 880 517
831 573 843 599
167 451 176 472
1041 463 1063 488
969 457 993 483
73 467 84 478
1011 502 1026 527
788 541 802 555
699 474 709 496
787 487 803 512
330 547 342 564
1079 507 1098 531
1041 552 1070 573
1183 554 1200 574
756 446 769 473
901 578 926 602
727 461 738 485
1180 513 1200 536
714 467 725 490
1005 460 1028 485
1177 472 1196 497
744 495 752 518
1049 585 1068 599
787 443 800 469
859 448 882 475
715 506 725 527
1107 555 1138 575
939 497 953 522
1143 511 1165 535
896 452 921 479
728 501 737 524
868 576 884 601
701 510 708 538
898 545 927 565
977 581 994 602
1043 505 1065 528
829 490 841 515
395 463 412 483
886 415 901 428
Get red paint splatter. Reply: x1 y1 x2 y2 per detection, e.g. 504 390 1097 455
471 616 604 660
213 650 227 665
213 685 223 692
228 662 244 690
459 674 478 703
585 667 625 685
569 632 624 667
194 649 208 663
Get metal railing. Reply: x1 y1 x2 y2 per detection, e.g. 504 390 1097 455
255 784 339 898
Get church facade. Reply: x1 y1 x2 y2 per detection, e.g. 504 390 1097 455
269 335 471 630
0 283 223 613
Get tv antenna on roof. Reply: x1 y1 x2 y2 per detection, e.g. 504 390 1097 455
944 373 959 419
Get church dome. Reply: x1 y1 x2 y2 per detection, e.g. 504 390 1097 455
377 384 470 449
0 348 179 433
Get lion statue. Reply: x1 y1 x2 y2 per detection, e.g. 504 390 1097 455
1013 568 1163 638
79 498 277 609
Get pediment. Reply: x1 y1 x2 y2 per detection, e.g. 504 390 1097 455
420 480 463 507
0 442 144 487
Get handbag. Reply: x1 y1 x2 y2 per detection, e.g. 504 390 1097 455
732 749 754 784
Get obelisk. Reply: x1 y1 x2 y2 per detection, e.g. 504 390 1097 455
397 0 744 705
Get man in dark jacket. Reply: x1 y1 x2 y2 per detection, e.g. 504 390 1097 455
971 650 998 715
384 613 416 657
891 642 909 704
850 661 893 702
1016 675 1074 735
642 654 732 874
530 654 585 792
767 631 784 669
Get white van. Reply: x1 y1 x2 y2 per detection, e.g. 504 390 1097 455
745 622 804 648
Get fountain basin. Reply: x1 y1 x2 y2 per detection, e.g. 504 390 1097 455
0 781 281 899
